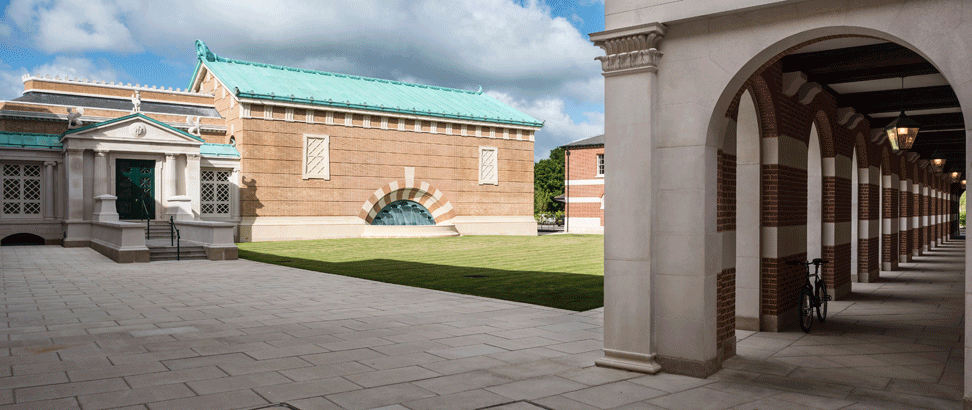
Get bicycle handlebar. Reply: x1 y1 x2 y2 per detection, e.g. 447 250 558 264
785 259 829 266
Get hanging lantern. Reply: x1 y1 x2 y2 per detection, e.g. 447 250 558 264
951 172 962 183
885 77 921 152
931 157 946 173
962 180 967 188
886 113 920 152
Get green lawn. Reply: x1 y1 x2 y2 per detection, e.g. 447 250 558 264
237 234 604 311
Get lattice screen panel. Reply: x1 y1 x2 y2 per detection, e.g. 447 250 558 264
303 135 330 179
201 169 232 216
1 164 42 216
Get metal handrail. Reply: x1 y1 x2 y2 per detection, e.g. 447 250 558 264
169 216 181 261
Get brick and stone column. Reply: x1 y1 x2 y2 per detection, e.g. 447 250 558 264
922 184 930 252
882 173 899 271
913 180 922 257
899 177 912 262
823 155 852 298
858 165 880 282
590 23 665 375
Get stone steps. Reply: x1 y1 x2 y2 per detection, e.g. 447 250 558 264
149 245 208 261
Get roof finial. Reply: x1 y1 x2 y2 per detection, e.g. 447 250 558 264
195 40 216 62
476 85 482 94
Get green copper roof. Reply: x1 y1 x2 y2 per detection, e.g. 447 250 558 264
200 143 240 158
0 131 62 149
63 113 204 142
190 40 543 128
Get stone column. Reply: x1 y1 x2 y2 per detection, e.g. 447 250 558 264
186 153 201 218
65 149 84 221
590 23 665 375
43 161 56 220
93 150 108 196
164 154 177 209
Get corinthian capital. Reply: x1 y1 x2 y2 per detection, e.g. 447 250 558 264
590 23 666 76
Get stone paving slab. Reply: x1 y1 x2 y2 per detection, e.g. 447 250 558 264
0 242 965 409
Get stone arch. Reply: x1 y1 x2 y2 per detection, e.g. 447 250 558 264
359 180 455 224
1 233 45 246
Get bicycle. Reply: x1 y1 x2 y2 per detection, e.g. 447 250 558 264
786 258 831 332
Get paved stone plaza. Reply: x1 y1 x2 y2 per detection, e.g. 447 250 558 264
0 241 963 409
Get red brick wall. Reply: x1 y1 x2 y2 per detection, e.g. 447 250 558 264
565 146 605 225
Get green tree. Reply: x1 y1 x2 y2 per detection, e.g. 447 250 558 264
534 147 565 214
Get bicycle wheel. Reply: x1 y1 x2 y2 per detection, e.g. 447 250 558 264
816 281 828 322
799 287 814 332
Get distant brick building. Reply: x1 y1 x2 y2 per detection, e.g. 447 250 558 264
0 40 541 261
562 134 604 233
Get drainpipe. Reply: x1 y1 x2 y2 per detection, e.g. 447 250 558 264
565 149 570 233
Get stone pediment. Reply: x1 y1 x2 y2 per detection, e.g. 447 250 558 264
61 114 203 147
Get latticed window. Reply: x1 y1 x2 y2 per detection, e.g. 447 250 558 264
479 147 498 185
303 134 330 180
200 169 232 216
2 164 42 216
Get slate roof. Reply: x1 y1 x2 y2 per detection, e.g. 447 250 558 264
12 92 220 118
190 40 542 128
562 134 604 148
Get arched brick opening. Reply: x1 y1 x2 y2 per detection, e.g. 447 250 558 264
358 180 456 224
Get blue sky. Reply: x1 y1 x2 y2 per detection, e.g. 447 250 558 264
0 0 604 161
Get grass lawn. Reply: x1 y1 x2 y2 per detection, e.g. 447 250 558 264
237 234 604 311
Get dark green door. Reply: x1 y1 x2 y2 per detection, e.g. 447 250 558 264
115 159 155 220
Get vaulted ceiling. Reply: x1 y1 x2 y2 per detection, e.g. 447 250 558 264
781 39 965 176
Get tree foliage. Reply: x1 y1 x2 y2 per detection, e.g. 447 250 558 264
534 147 565 214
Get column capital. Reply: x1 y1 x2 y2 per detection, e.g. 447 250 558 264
65 148 84 155
165 153 176 160
186 153 201 161
44 161 57 167
94 149 108 156
590 23 666 76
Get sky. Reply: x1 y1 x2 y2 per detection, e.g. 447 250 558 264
0 0 605 161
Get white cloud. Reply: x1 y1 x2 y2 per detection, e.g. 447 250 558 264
6 0 141 53
0 56 128 100
487 91 604 161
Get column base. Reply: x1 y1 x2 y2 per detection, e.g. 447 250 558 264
735 316 760 331
829 282 851 300
656 355 721 378
595 349 661 375
858 269 880 283
760 307 797 332
899 254 912 263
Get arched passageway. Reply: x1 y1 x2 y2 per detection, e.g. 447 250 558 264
1 233 45 246
593 4 971 404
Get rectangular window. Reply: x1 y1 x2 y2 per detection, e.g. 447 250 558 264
479 147 498 185
303 134 330 180
597 154 605 177
200 169 232 216
2 163 42 216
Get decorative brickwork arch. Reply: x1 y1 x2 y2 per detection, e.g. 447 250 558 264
358 180 456 224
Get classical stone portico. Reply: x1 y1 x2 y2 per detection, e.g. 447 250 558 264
593 0 972 406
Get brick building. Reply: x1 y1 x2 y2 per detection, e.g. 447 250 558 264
0 40 541 262
562 134 604 233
